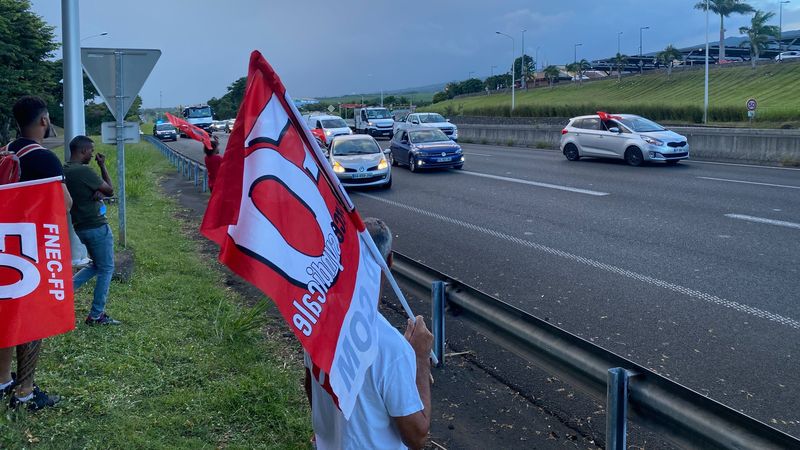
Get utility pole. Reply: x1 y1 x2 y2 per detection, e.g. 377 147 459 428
574 43 582 63
639 26 649 74
703 0 709 123
61 0 86 158
521 29 527 89
495 31 515 111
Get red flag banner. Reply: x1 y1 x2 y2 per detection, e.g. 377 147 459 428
201 51 381 418
0 177 74 347
165 112 212 150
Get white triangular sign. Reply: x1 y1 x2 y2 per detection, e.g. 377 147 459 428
81 48 161 121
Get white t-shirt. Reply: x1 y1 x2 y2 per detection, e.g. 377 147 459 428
305 314 423 450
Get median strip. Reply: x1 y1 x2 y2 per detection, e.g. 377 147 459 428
454 170 610 196
725 214 800 230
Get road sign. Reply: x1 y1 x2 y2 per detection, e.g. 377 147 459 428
82 48 161 121
747 110 756 118
746 98 757 111
101 122 140 144
327 105 336 113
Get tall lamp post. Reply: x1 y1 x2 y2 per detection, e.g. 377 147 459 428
639 26 649 74
80 31 108 42
496 31 515 111
617 31 623 55
703 0 709 123
491 65 497 77
780 1 790 60
521 29 527 89
574 43 582 63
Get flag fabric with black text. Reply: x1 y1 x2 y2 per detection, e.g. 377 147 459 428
0 177 74 347
165 112 212 150
201 51 382 419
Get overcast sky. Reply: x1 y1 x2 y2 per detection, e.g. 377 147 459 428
32 0 800 109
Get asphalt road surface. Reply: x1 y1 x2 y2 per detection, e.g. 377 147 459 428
167 134 800 438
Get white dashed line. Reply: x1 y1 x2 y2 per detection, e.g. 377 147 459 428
358 193 800 330
689 160 800 171
464 152 493 157
456 170 610 196
698 177 800 190
725 214 800 230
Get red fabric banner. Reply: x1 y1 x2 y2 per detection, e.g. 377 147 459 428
0 177 75 347
165 113 212 150
201 51 381 418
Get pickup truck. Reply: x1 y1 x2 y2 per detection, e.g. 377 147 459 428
393 112 458 141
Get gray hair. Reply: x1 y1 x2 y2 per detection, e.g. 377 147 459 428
364 217 392 263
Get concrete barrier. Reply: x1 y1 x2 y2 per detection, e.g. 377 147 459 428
456 123 800 166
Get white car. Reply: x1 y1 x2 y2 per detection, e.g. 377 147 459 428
775 51 800 61
305 114 353 146
560 113 689 166
394 112 458 141
328 135 391 189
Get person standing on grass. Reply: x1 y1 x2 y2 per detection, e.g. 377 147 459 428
63 135 121 326
304 218 433 450
0 95 70 411
204 134 221 192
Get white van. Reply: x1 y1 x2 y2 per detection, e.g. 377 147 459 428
304 114 353 145
354 107 394 138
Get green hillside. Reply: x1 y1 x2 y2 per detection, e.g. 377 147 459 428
424 62 800 124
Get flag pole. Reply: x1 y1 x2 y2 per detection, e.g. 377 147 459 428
285 94 438 365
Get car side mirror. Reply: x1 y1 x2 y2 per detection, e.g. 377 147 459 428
446 119 451 122
609 127 620 133
412 120 419 125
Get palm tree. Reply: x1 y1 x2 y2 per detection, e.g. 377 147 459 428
613 53 628 82
544 65 560 88
657 45 683 77
578 59 591 85
565 62 579 83
695 0 755 60
739 10 780 69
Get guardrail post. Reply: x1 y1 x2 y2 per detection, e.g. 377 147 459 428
193 163 198 187
202 168 208 193
431 281 446 367
606 368 633 450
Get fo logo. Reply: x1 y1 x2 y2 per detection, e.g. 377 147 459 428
0 223 40 301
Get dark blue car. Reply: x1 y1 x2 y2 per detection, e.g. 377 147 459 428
390 127 464 172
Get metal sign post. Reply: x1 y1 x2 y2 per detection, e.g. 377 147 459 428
81 47 161 247
746 98 757 126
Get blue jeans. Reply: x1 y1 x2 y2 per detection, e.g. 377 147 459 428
73 224 115 318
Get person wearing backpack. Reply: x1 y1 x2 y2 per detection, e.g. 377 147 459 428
0 95 71 411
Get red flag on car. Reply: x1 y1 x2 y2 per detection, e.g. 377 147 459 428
200 51 383 418
165 112 212 150
0 177 74 347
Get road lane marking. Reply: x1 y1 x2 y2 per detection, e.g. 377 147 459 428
358 193 800 330
699 176 800 190
464 152 493 157
689 160 800 171
725 214 800 230
456 170 610 196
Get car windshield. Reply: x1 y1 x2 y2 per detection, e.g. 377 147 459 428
618 116 665 132
187 107 211 118
409 129 449 143
321 118 348 128
366 109 391 119
156 124 175 131
419 113 447 123
332 139 380 156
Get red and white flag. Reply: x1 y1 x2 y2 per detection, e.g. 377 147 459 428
0 177 74 347
201 51 382 418
165 112 212 150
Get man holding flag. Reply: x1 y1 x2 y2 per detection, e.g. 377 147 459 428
200 51 432 447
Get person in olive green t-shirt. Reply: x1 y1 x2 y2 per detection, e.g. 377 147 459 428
63 136 121 326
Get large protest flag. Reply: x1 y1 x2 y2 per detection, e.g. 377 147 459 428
200 51 421 418
0 177 74 347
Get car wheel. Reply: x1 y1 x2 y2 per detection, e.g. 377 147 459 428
564 143 580 161
391 155 398 166
666 160 680 165
409 154 418 172
383 177 392 189
624 147 644 166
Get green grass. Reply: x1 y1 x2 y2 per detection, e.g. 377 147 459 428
0 140 311 449
316 91 435 106
424 62 800 124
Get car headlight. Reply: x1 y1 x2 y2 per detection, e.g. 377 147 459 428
642 136 664 146
367 121 374 126
377 158 388 170
333 161 345 173
325 130 332 136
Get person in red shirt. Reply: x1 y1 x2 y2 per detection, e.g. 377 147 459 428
204 134 222 192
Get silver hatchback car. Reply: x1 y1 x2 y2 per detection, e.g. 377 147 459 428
560 114 689 166
328 135 392 189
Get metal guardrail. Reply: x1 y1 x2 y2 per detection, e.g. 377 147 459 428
391 252 800 450
145 136 209 193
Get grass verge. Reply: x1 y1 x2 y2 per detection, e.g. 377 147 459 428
0 139 310 449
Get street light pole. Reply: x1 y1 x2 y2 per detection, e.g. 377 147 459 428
639 26 649 74
521 29 527 89
62 0 86 158
703 0 709 123
80 31 108 42
535 46 540 72
780 1 790 60
618 31 623 55
574 43 582 63
491 65 497 77
496 31 515 111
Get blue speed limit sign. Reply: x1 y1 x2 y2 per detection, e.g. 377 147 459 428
746 98 757 111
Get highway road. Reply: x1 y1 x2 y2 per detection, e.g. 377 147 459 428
166 133 800 438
